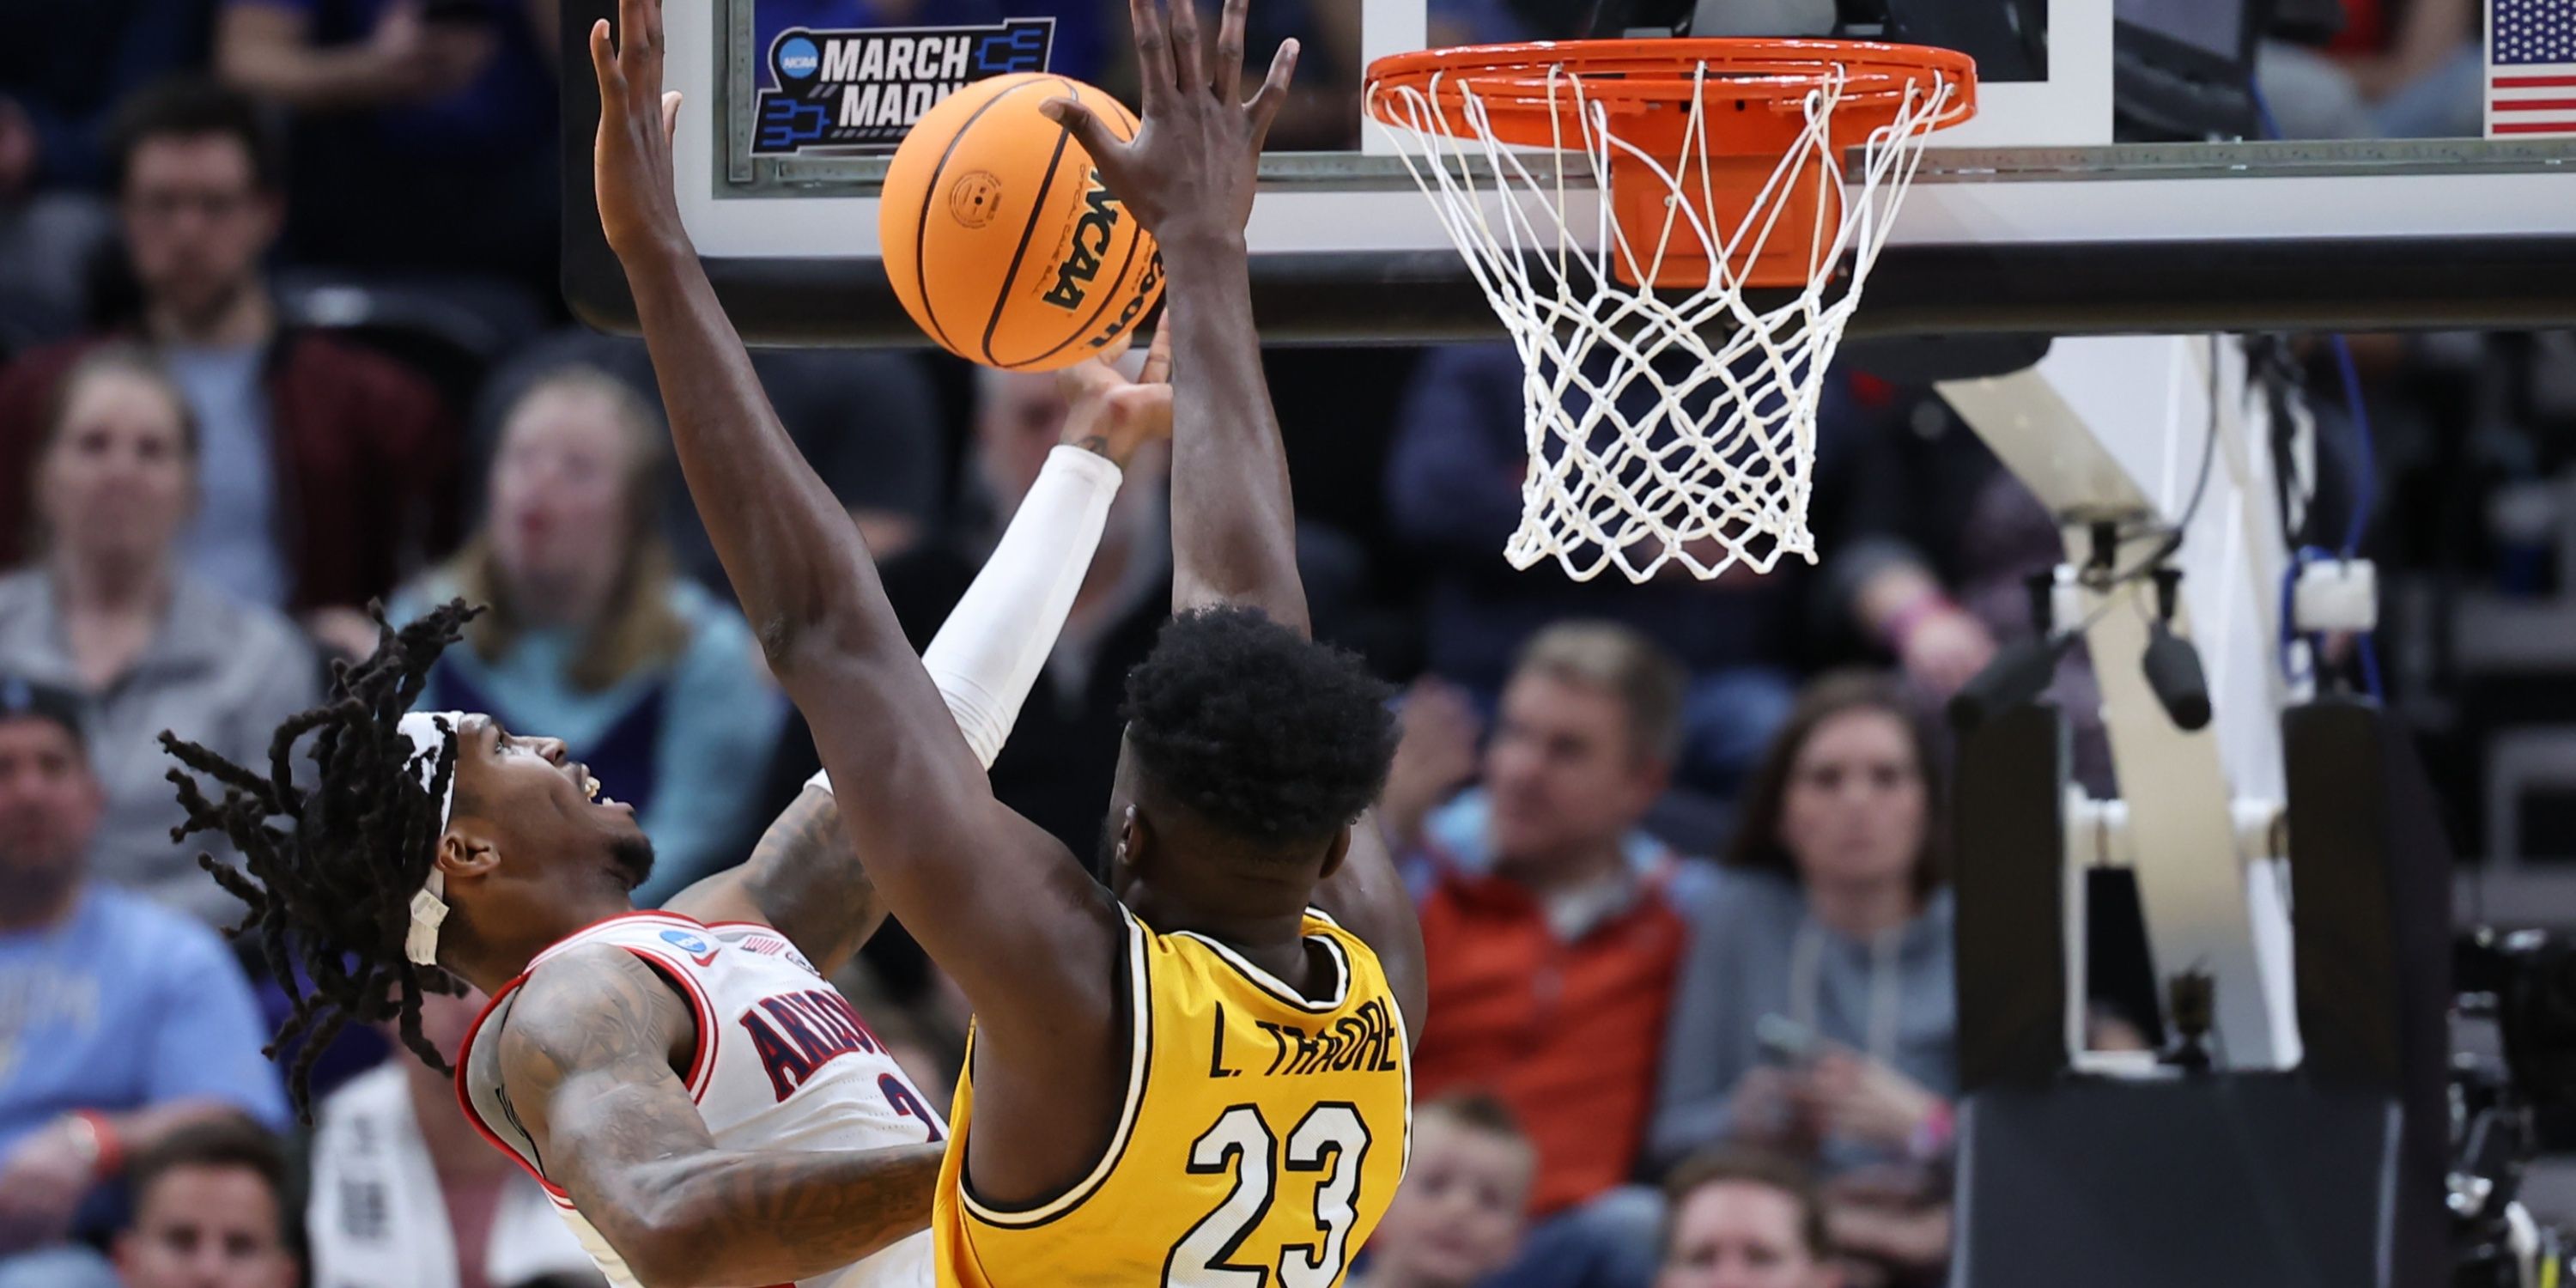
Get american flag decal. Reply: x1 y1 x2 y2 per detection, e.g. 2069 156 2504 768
2489 0 2576 136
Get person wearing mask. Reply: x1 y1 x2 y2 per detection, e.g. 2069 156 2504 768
0 346 318 921
0 680 288 1285
387 364 782 903
0 76 458 635
307 986 603 1288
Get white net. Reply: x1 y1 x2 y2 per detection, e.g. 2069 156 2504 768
1368 58 1962 582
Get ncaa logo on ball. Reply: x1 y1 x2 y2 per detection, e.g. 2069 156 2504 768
948 171 1003 229
1042 170 1121 310
660 929 712 955
775 35 821 82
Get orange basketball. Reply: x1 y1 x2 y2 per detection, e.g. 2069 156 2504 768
879 74 1162 372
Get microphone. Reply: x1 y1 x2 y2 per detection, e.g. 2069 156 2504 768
2142 620 2213 732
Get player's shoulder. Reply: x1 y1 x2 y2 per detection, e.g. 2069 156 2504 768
1301 905 1400 992
520 927 707 997
1303 905 1396 975
471 946 702 1130
705 918 824 975
538 911 729 962
502 943 695 1056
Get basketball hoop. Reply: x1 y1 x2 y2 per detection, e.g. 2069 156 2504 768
1365 39 1975 581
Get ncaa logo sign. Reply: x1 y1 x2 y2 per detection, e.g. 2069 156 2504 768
661 928 712 956
752 19 1057 155
775 34 821 82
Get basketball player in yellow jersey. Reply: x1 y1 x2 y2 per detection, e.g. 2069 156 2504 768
918 2 1425 1279
586 0 1419 1284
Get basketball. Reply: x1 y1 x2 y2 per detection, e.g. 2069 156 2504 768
878 74 1163 373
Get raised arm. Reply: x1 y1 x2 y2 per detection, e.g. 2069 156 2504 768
495 948 943 1285
664 337 1173 975
1046 0 1425 1036
1046 0 1303 630
586 0 1124 1037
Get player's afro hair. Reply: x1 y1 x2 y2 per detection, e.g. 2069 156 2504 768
1121 605 1398 853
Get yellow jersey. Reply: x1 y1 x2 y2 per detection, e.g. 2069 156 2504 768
934 906 1413 1287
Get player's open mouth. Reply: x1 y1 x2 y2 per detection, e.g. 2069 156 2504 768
578 767 622 808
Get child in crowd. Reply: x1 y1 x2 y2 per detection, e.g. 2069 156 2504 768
1354 1092 1538 1288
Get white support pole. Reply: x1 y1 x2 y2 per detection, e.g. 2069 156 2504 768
1939 337 2300 1070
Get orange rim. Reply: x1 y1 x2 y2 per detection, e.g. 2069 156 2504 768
1365 38 1978 146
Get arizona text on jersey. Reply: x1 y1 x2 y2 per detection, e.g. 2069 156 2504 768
457 911 945 1288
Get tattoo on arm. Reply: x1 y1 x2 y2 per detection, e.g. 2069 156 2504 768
495 950 717 1228
734 786 884 975
500 949 940 1285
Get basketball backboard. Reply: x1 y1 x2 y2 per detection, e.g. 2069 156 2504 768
559 0 2576 344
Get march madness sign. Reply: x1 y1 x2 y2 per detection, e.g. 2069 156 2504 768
751 7 1056 156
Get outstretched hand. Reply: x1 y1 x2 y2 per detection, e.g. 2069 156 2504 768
1042 0 1298 245
588 0 688 262
1059 327 1175 468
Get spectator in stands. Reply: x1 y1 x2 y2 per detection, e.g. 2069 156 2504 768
1352 1091 1537 1288
1807 372 1997 702
0 680 287 1283
1659 1149 1841 1288
1387 343 1797 797
111 1116 299 1288
0 0 205 335
389 365 782 903
0 347 319 921
1654 671 1955 1170
1652 671 1955 1286
0 77 459 635
216 0 557 297
307 986 602 1288
471 329 947 586
1388 621 1702 1288
2259 0 2480 140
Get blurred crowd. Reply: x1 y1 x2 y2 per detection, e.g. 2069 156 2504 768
0 2 2548 1288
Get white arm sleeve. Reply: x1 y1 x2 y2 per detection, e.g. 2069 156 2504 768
808 444 1124 789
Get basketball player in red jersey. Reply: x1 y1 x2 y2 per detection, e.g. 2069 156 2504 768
160 253 1175 1288
583 0 1425 1280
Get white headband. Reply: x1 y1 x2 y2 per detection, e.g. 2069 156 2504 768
396 711 465 966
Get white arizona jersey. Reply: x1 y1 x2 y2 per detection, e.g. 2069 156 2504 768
457 910 943 1288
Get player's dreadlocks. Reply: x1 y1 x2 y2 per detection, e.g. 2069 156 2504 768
160 599 483 1116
